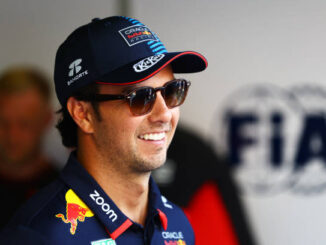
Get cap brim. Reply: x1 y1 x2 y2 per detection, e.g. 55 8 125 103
96 51 207 85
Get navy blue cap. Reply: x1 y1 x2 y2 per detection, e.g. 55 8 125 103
54 16 208 107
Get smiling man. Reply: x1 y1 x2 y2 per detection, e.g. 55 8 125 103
0 16 207 244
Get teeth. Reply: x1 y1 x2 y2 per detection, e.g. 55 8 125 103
140 132 165 141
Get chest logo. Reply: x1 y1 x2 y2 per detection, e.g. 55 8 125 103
91 238 116 245
55 189 94 235
162 231 186 245
164 240 186 245
161 196 173 209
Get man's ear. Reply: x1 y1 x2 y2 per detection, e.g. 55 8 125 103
66 97 95 134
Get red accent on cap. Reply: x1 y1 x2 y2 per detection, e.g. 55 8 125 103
96 51 207 86
106 219 133 240
157 209 168 230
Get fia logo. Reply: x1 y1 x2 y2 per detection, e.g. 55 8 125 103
68 59 82 77
212 84 326 195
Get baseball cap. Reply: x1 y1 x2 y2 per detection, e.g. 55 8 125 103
54 16 208 107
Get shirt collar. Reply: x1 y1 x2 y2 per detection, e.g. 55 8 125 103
148 176 169 230
60 153 168 239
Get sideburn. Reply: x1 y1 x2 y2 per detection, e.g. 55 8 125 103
91 101 102 122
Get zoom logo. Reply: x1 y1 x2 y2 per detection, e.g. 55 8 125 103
89 190 117 222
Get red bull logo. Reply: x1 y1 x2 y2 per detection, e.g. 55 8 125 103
162 231 186 245
119 25 157 46
127 30 152 39
164 240 186 245
55 189 94 235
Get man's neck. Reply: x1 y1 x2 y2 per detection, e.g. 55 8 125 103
77 149 150 226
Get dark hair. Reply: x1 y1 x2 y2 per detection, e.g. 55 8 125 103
56 83 100 148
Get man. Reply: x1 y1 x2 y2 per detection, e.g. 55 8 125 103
0 67 57 229
0 16 207 244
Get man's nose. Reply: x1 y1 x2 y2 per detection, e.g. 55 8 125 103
147 92 172 123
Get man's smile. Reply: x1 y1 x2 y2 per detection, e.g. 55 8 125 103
138 132 166 141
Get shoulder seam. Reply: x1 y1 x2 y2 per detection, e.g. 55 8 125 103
22 180 65 226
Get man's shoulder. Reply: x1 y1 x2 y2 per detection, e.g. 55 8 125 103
8 179 65 225
150 178 193 234
157 196 195 243
160 196 194 229
162 198 189 220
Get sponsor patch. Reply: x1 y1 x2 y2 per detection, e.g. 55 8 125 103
119 25 158 46
55 189 94 235
89 190 118 222
69 59 82 77
162 231 184 240
67 58 88 86
161 196 173 209
162 231 187 244
133 54 165 72
91 238 116 245
163 239 187 245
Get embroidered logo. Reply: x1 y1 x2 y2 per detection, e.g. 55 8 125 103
163 233 187 245
161 196 173 209
91 238 117 245
163 240 187 245
55 189 94 235
119 25 158 46
67 59 88 86
89 190 118 222
133 54 165 72
68 59 82 77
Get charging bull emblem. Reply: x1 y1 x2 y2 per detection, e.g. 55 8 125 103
56 189 94 235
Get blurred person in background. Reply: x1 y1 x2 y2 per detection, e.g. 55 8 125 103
153 126 257 245
0 66 58 229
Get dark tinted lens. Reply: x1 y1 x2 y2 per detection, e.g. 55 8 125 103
129 87 156 115
164 80 189 108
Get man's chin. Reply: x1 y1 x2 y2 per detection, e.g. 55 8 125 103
134 155 167 173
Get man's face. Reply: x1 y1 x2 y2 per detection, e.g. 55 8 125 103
0 88 50 166
91 66 179 174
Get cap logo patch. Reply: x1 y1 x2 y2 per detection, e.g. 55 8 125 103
133 54 165 72
68 59 82 77
119 25 158 46
67 59 88 86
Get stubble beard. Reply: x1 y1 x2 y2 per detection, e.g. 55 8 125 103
130 146 167 173
94 124 168 176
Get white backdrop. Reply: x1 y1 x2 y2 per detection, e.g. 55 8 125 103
2 0 326 244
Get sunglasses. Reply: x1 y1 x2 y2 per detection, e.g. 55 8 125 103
76 79 191 116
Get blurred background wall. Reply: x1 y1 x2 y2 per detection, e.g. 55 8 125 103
2 0 326 244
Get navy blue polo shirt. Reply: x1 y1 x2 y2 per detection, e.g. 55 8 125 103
0 153 194 245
